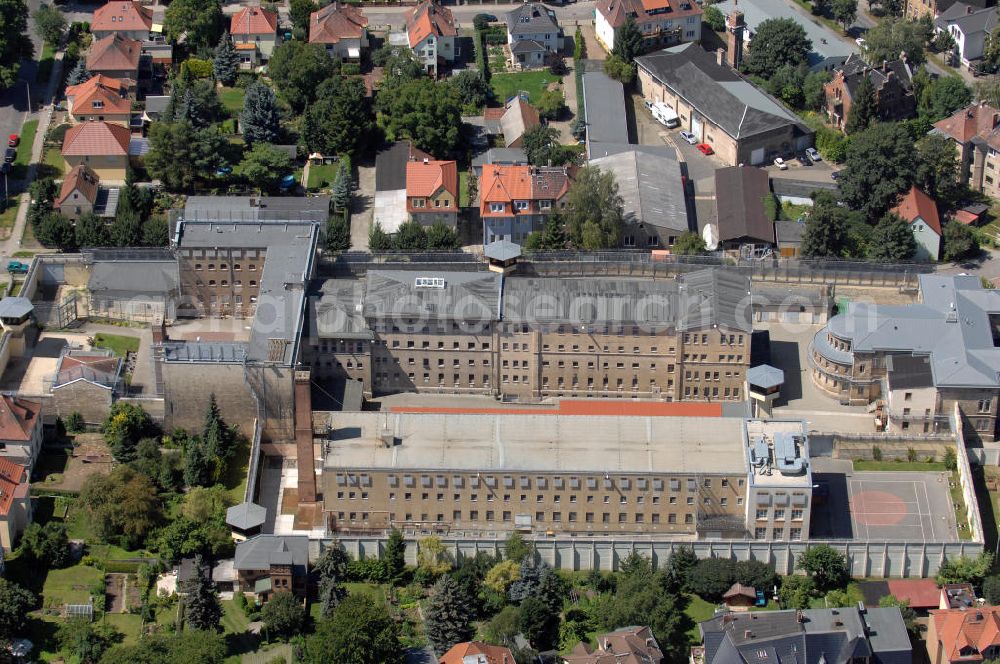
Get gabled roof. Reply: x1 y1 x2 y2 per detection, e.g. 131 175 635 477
596 0 702 28
53 349 122 390
930 606 1000 662
230 6 278 36
500 97 540 146
226 502 267 531
565 626 664 664
933 102 1000 149
57 165 100 208
892 185 942 235
715 166 774 244
505 3 560 36
0 457 27 517
935 2 999 36
0 298 32 319
0 395 40 443
439 641 515 664
406 1 457 48
510 39 547 54
86 34 141 73
92 1 153 33
724 583 758 600
836 53 913 100
406 159 458 199
65 74 132 116
62 121 131 157
636 43 810 141
590 148 688 233
479 164 572 212
309 2 368 44
375 141 433 192
886 578 942 609
234 535 309 571
364 270 501 321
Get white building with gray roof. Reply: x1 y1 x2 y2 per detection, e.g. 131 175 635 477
505 2 563 67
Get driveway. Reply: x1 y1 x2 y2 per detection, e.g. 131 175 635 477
352 162 375 250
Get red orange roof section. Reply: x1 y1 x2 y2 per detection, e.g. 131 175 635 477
931 606 1000 662
230 6 278 35
87 33 141 72
885 579 941 609
309 2 368 44
57 165 100 207
0 457 26 517
0 395 40 443
438 641 516 664
61 122 131 157
407 1 457 48
406 159 458 198
65 74 132 115
389 400 724 417
892 185 941 235
92 1 153 33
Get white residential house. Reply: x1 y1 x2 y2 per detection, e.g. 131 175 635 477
934 2 999 70
406 1 457 77
505 3 563 68
892 186 942 262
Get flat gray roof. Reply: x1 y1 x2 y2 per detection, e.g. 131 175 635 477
182 195 330 223
88 259 178 297
582 71 629 156
363 270 500 322
310 279 372 339
0 297 33 318
323 411 749 474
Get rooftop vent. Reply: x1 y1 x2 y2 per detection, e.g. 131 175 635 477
414 277 446 289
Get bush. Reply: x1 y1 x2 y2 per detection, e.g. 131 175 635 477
342 62 361 76
182 58 214 79
815 126 849 163
65 412 84 433
475 29 490 82
347 557 389 583
573 27 585 60
984 575 1000 604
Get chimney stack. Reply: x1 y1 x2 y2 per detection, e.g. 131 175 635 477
294 370 318 503
726 10 746 70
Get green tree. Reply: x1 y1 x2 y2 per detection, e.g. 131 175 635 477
518 596 560 652
32 3 65 45
936 553 994 585
183 437 213 488
703 6 726 31
315 544 350 617
110 209 142 248
673 231 706 255
844 75 876 134
915 134 961 206
612 16 643 63
983 575 1000 604
142 217 170 247
452 70 491 109
268 41 338 111
867 213 916 261
332 161 352 212
521 124 562 167
779 575 815 609
212 33 238 86
742 18 811 78
425 575 475 656
879 595 918 633
504 532 535 562
840 122 916 220
183 554 222 631
18 521 70 567
326 214 351 252
261 591 306 639
831 0 857 31
369 221 393 252
416 536 452 580
603 54 636 84
36 211 78 250
0 578 34 640
524 214 567 252
377 77 463 156
79 466 162 549
66 59 89 86
240 82 280 147
484 605 522 646
485 560 521 594
236 143 293 192
99 631 226 664
862 17 929 66
803 70 832 111
535 87 566 120
301 595 404 664
101 403 152 463
942 220 980 262
164 0 222 54
563 166 623 249
395 220 428 251
58 619 122 664
797 544 849 591
685 557 738 601
75 212 111 248
918 75 972 122
383 527 407 584
426 222 459 249
0 0 32 90
289 0 317 37
146 122 226 192
302 76 373 157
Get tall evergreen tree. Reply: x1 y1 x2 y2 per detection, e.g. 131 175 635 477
802 194 851 257
75 212 111 248
612 16 644 63
326 213 350 252
315 544 350 617
332 162 352 213
212 33 238 87
183 438 213 488
66 59 89 86
240 81 281 147
182 554 222 631
844 74 877 134
383 528 406 584
109 209 142 247
424 575 474 656
369 221 393 252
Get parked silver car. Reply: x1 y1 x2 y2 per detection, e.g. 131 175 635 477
679 131 697 145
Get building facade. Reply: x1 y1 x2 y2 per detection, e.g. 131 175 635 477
405 159 459 228
932 102 1000 200
479 164 572 245
824 55 915 132
595 0 702 55
406 1 457 77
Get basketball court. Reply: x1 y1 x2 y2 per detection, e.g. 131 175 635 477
812 470 958 542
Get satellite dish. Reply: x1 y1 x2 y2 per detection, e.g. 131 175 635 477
702 223 719 251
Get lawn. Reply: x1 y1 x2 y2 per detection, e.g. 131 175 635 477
491 70 562 105
0 196 19 232
219 87 246 117
459 170 471 207
91 332 140 356
307 162 340 190
42 145 64 178
37 42 55 84
16 119 38 166
41 564 104 609
222 599 251 634
853 460 947 472
685 593 717 640
103 613 143 645
223 434 251 503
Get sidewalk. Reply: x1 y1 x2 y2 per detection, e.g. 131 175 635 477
0 50 65 259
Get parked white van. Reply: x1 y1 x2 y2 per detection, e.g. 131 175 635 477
651 101 680 128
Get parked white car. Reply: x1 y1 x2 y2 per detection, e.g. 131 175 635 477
774 157 788 170
805 147 822 162
679 131 697 145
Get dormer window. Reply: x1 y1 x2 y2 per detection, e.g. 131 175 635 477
489 202 504 213
539 199 552 210
412 198 425 208
92 100 103 109
514 200 529 210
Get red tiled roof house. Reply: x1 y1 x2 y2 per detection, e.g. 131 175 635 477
406 158 459 228
0 457 30 553
91 1 153 41
928 606 1000 664
0 396 42 469
55 165 101 220
61 121 131 183
65 74 133 126
309 3 369 61
479 163 571 245
891 185 942 261
439 641 515 664
933 102 1000 201
565 626 665 664
595 0 702 56
406 1 457 77
230 6 279 68
87 34 142 80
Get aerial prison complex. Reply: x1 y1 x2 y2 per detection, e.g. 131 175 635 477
0 200 995 573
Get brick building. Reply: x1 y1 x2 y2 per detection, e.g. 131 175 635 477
932 102 1000 200
405 158 459 228
824 55 915 132
49 349 123 425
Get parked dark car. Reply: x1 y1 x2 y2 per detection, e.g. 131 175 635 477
4 148 15 163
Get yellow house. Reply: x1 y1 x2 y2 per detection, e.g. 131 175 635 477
406 158 459 228
61 121 131 183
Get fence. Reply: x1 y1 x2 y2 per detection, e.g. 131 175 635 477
244 418 263 504
318 534 983 578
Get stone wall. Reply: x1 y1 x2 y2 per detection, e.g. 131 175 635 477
50 382 114 425
161 362 256 435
